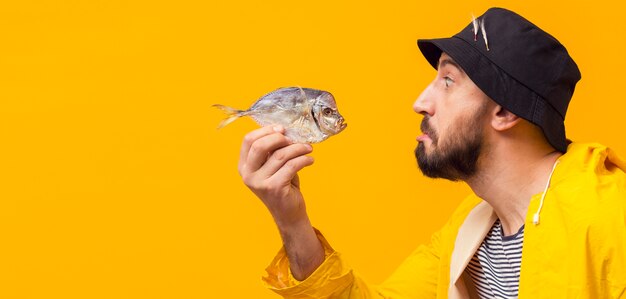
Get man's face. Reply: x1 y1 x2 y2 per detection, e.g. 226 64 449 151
413 53 491 181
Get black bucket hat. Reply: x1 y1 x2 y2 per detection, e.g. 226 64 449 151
417 7 581 153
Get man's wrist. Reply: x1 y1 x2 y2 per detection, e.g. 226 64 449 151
274 213 312 239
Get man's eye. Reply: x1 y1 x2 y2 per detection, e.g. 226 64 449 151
444 77 454 87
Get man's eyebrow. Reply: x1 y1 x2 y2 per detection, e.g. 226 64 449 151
438 58 464 73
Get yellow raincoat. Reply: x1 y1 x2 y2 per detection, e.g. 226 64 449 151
263 143 626 298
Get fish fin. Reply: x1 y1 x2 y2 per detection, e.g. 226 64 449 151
296 86 308 100
212 104 245 129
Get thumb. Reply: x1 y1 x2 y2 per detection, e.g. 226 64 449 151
291 174 301 189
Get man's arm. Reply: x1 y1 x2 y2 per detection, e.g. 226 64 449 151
238 125 324 280
239 125 445 298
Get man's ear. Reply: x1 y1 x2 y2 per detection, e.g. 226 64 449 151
491 105 521 131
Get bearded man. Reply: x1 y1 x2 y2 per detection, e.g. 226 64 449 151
236 7 626 298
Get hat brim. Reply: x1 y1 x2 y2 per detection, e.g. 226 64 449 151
417 37 568 153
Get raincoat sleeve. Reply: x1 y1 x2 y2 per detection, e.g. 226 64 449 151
263 228 442 298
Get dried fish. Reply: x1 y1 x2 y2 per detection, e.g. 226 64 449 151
213 87 347 143
472 14 479 41
480 17 490 51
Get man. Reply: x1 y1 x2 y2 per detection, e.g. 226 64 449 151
238 7 626 298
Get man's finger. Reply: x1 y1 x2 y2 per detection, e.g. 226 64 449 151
243 132 292 174
239 125 285 173
258 143 313 178
268 155 315 187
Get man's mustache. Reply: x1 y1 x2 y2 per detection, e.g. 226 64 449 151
420 116 438 142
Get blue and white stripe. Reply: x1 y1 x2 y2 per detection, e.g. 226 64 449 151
466 219 524 298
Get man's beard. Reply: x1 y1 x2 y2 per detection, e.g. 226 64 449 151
414 110 485 181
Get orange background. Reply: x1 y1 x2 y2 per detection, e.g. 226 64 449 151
1 1 624 298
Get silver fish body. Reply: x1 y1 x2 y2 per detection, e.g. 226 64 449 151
213 87 347 143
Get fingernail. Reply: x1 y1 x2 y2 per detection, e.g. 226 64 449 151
273 125 283 132
305 144 313 151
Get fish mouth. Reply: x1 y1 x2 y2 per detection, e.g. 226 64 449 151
338 122 347 132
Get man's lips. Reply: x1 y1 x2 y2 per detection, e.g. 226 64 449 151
417 133 431 142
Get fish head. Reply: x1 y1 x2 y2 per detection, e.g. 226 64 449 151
313 92 347 136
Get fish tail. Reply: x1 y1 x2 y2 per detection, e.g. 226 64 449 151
212 104 246 129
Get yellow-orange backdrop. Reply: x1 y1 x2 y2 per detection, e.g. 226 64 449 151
1 1 624 298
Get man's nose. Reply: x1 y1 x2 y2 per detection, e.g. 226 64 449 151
413 83 435 116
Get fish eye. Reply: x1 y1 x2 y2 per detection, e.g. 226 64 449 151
323 108 332 116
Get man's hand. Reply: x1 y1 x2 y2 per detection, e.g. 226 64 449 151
239 125 314 227
239 125 324 280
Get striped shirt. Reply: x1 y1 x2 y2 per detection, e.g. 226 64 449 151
466 219 524 298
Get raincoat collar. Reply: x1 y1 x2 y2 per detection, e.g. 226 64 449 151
447 143 626 298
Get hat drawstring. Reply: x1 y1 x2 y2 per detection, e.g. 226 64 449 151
532 160 560 225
